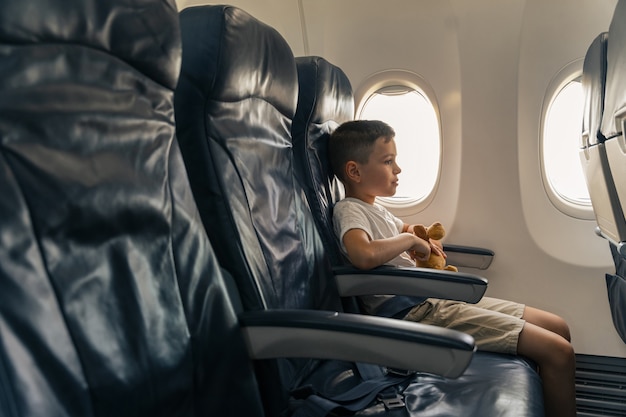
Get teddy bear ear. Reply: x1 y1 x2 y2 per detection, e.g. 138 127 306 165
413 224 428 240
427 222 446 240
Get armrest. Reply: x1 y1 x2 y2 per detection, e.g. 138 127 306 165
240 309 475 378
333 265 488 303
444 244 495 270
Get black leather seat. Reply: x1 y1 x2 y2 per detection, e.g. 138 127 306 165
0 0 264 415
175 6 543 417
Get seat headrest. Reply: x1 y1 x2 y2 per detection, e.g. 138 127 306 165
0 0 181 89
179 5 297 118
582 32 608 146
291 56 353 267
294 56 354 127
601 0 626 139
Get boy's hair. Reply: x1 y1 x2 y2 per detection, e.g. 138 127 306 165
328 120 395 182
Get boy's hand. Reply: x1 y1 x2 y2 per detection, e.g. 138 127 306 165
409 237 447 261
430 239 447 258
408 235 431 261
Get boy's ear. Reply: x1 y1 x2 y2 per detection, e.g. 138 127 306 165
345 161 360 182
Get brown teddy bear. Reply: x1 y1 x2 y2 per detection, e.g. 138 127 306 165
411 222 458 272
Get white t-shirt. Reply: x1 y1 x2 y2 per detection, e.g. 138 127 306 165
333 197 415 313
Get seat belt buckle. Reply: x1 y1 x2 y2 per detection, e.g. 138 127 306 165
377 392 405 410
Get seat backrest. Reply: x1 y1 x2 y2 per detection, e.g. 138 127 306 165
580 32 626 244
599 0 626 247
175 6 341 313
292 56 354 267
582 33 608 149
596 0 626 345
174 7 347 415
0 0 263 415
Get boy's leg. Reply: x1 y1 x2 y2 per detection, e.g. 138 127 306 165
409 298 525 354
522 306 571 341
517 322 576 417
408 299 577 417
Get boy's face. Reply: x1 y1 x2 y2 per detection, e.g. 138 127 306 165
357 136 401 199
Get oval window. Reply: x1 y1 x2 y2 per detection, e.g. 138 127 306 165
541 76 592 216
358 85 441 205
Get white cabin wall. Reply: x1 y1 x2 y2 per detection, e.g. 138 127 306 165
173 0 626 357
517 1 615 267
516 0 621 355
439 0 624 357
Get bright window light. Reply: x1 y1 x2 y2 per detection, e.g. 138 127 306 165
358 88 441 202
542 80 591 205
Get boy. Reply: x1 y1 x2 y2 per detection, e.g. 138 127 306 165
329 120 576 417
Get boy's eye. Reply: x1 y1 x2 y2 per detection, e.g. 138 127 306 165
385 159 393 165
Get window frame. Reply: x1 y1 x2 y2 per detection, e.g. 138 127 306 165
354 69 442 212
539 59 594 220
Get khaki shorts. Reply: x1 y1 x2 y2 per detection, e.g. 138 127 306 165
403 297 526 355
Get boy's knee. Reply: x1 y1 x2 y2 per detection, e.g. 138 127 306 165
547 314 571 342
550 338 575 369
522 307 572 341
562 325 572 343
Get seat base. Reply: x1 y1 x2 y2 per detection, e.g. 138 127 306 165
294 352 543 417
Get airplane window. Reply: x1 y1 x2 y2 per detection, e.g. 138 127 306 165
358 86 441 204
541 78 591 210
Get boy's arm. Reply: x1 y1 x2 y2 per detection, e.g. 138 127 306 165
342 228 430 270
